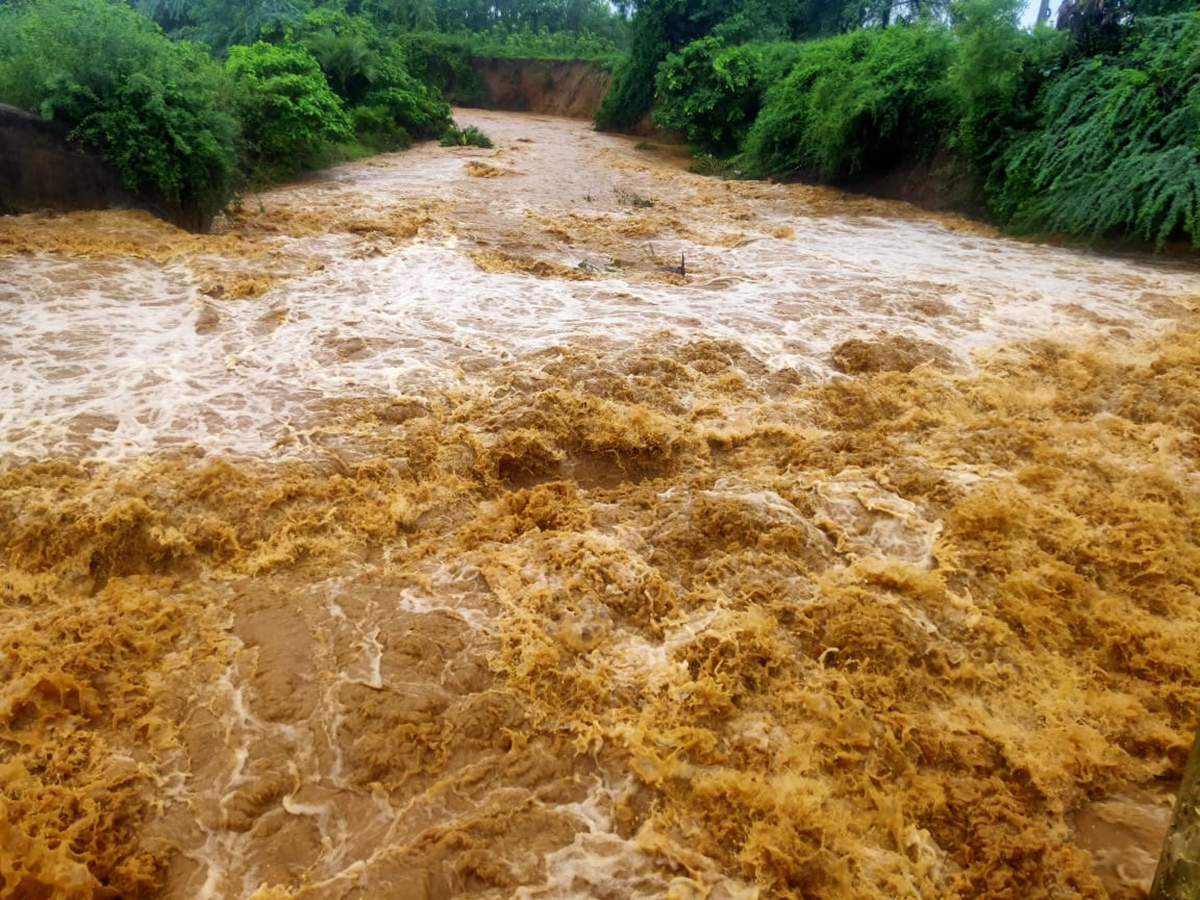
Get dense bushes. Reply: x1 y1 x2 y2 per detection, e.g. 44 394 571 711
427 0 629 45
394 32 492 105
226 42 353 177
597 0 730 130
994 13 1200 247
133 0 630 58
654 38 805 153
946 0 1069 193
293 9 450 140
635 0 1200 247
221 15 450 180
135 0 310 53
0 0 451 223
742 25 956 180
596 0 926 130
0 0 238 225
220 15 450 180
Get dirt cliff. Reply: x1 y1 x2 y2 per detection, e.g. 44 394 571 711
469 58 612 119
0 104 141 217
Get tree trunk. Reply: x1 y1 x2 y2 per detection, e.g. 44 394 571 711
1150 722 1200 900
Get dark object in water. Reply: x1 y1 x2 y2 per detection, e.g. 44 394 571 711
656 253 685 277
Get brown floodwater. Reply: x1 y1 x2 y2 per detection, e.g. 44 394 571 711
1 109 1198 900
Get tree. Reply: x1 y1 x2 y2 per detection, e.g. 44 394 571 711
1150 720 1200 900
360 0 437 30
135 0 311 51
0 0 238 226
226 41 352 175
596 0 729 128
995 12 1200 247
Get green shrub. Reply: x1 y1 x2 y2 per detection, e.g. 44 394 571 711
468 25 622 62
689 152 741 178
994 13 1200 247
596 52 658 130
395 32 491 105
0 0 238 226
351 104 413 151
654 38 805 154
300 12 391 107
440 121 494 148
596 0 849 131
361 85 450 138
225 41 353 178
597 0 723 130
136 0 307 53
742 25 957 181
948 0 1070 193
291 10 450 142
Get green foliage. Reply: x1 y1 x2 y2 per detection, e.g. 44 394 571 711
429 0 629 45
292 10 451 139
595 0 934 130
743 24 956 180
595 53 656 129
1054 0 1128 53
136 0 630 48
395 31 491 103
688 151 741 177
136 0 310 53
467 24 622 61
994 13 1200 247
0 0 238 224
300 11 389 104
654 37 803 153
597 0 726 129
351 103 413 149
359 0 438 32
1127 0 1199 14
225 41 353 177
948 0 1069 189
440 121 494 146
363 84 450 135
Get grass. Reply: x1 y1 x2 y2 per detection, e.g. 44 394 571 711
440 123 495 149
614 186 656 208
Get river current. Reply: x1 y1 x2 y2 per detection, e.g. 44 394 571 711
1 110 1198 900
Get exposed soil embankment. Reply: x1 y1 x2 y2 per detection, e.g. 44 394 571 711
469 58 611 119
841 149 979 217
0 104 215 230
0 104 140 218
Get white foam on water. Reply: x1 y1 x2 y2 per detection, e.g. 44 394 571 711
3 114 1198 466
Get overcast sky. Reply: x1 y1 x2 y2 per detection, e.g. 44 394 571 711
1019 0 1052 28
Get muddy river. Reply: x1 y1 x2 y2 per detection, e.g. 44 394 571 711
1 109 1198 900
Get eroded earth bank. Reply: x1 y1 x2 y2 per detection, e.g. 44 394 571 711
2 110 1199 900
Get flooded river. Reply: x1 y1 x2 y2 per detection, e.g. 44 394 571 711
1 109 1198 900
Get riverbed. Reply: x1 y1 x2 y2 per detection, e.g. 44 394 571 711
1 109 1198 900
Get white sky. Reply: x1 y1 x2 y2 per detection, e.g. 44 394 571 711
1019 0 1051 28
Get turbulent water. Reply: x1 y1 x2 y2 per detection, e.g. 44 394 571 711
1 109 1199 900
